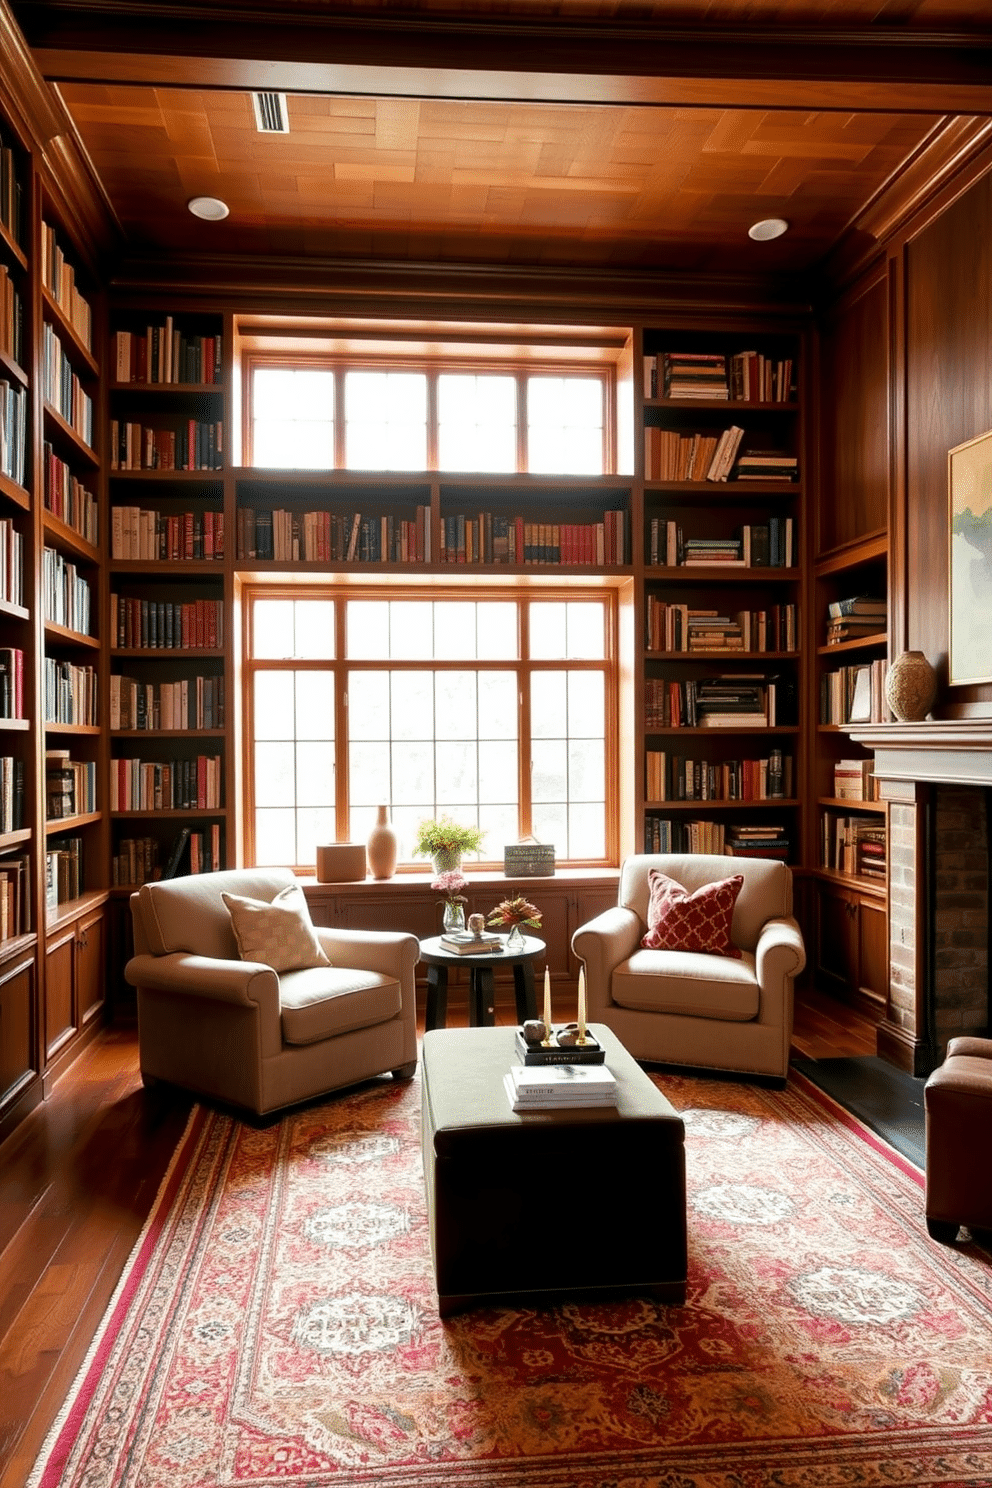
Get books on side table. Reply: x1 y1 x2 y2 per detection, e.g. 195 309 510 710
503 1062 618 1112
439 931 504 955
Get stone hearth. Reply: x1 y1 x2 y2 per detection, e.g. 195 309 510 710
851 722 992 1075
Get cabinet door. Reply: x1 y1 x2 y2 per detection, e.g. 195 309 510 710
0 957 36 1112
857 896 889 1012
77 909 106 1026
45 929 76 1060
815 883 859 996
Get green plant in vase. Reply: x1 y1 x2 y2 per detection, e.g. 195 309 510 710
413 814 485 873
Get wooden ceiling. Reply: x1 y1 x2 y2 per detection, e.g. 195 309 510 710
12 0 992 281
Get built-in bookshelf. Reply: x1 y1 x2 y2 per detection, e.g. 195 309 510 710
108 310 230 892
640 327 805 866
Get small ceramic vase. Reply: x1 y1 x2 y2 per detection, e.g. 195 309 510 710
885 649 937 722
366 804 398 880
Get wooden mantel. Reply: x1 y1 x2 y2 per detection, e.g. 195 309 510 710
850 721 992 788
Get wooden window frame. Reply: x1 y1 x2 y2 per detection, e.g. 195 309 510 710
243 352 616 475
241 581 620 873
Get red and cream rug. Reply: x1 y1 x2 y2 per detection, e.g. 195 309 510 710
29 1068 992 1488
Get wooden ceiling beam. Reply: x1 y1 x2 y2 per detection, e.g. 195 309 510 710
19 10 992 115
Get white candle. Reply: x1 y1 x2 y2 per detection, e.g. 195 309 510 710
577 967 586 1042
543 966 552 1038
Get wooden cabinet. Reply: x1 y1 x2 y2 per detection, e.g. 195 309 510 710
815 878 888 1018
0 953 37 1137
44 904 107 1076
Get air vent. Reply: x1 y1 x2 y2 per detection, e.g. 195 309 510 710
252 92 289 134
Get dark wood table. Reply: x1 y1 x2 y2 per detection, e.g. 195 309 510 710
419 933 546 1030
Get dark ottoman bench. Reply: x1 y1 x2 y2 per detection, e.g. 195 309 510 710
421 1022 686 1316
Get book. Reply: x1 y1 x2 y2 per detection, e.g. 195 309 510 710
503 1070 617 1111
507 1063 617 1100
161 826 192 880
439 932 504 955
514 1028 607 1064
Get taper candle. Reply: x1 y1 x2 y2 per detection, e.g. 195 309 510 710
577 966 586 1042
543 966 552 1038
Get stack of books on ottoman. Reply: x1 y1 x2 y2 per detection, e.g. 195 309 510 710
503 1062 618 1112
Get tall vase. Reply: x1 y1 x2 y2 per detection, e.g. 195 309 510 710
885 649 937 722
366 805 398 880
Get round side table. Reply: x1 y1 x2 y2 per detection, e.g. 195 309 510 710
419 933 546 1030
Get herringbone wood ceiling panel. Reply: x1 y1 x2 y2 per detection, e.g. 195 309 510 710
58 83 940 272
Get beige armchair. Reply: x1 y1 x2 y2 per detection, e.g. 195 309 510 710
125 867 419 1116
571 854 805 1082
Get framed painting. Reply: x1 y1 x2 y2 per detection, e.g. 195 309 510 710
948 429 992 686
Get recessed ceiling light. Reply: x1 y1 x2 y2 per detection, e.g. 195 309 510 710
187 196 230 221
748 217 789 242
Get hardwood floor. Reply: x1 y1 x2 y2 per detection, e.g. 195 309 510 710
0 987 877 1488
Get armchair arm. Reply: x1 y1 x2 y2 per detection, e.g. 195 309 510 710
755 915 806 985
124 951 280 1015
571 907 642 1016
314 927 420 981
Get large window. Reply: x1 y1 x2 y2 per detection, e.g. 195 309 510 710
249 363 610 475
245 588 616 871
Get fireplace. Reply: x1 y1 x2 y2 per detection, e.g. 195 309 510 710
851 722 992 1076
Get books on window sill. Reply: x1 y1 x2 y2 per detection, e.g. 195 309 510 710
503 1062 618 1112
438 931 504 955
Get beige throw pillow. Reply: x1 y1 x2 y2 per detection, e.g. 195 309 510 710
222 883 331 973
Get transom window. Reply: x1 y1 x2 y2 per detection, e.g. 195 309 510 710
244 588 616 871
249 363 609 475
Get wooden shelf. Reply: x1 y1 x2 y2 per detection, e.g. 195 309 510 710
645 796 798 810
812 866 887 898
818 796 886 812
45 811 101 835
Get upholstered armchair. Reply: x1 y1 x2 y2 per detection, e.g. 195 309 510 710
571 853 805 1081
125 867 419 1116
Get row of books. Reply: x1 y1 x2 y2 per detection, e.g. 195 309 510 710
0 514 23 607
0 850 29 940
833 758 879 801
645 674 792 728
111 596 224 650
820 659 889 725
41 221 93 351
43 324 94 446
109 418 224 471
110 673 224 732
735 452 798 481
46 751 97 820
0 137 25 248
0 647 24 718
42 547 93 636
440 512 627 567
1 756 25 833
823 814 887 880
1 378 26 485
44 443 99 546
825 594 886 645
644 815 791 857
113 323 223 385
44 658 98 727
648 519 795 569
46 836 83 909
645 749 793 802
0 263 23 366
110 754 223 812
235 505 432 563
643 351 795 403
645 602 797 654
111 506 226 561
504 1062 618 1111
643 424 747 482
111 823 223 887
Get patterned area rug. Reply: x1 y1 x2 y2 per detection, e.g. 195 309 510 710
29 1068 992 1488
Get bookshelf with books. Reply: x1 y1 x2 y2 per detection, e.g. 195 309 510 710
234 472 431 566
437 480 631 569
639 326 806 868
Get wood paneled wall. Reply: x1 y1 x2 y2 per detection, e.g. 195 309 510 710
902 170 992 715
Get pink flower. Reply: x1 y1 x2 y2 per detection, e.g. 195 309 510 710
431 870 468 906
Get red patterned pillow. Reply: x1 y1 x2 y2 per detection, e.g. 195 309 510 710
641 870 744 957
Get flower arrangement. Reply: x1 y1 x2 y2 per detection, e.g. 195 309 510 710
487 894 543 931
431 870 469 911
414 815 486 858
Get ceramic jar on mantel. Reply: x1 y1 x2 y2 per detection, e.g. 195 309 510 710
366 805 398 880
885 649 938 722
